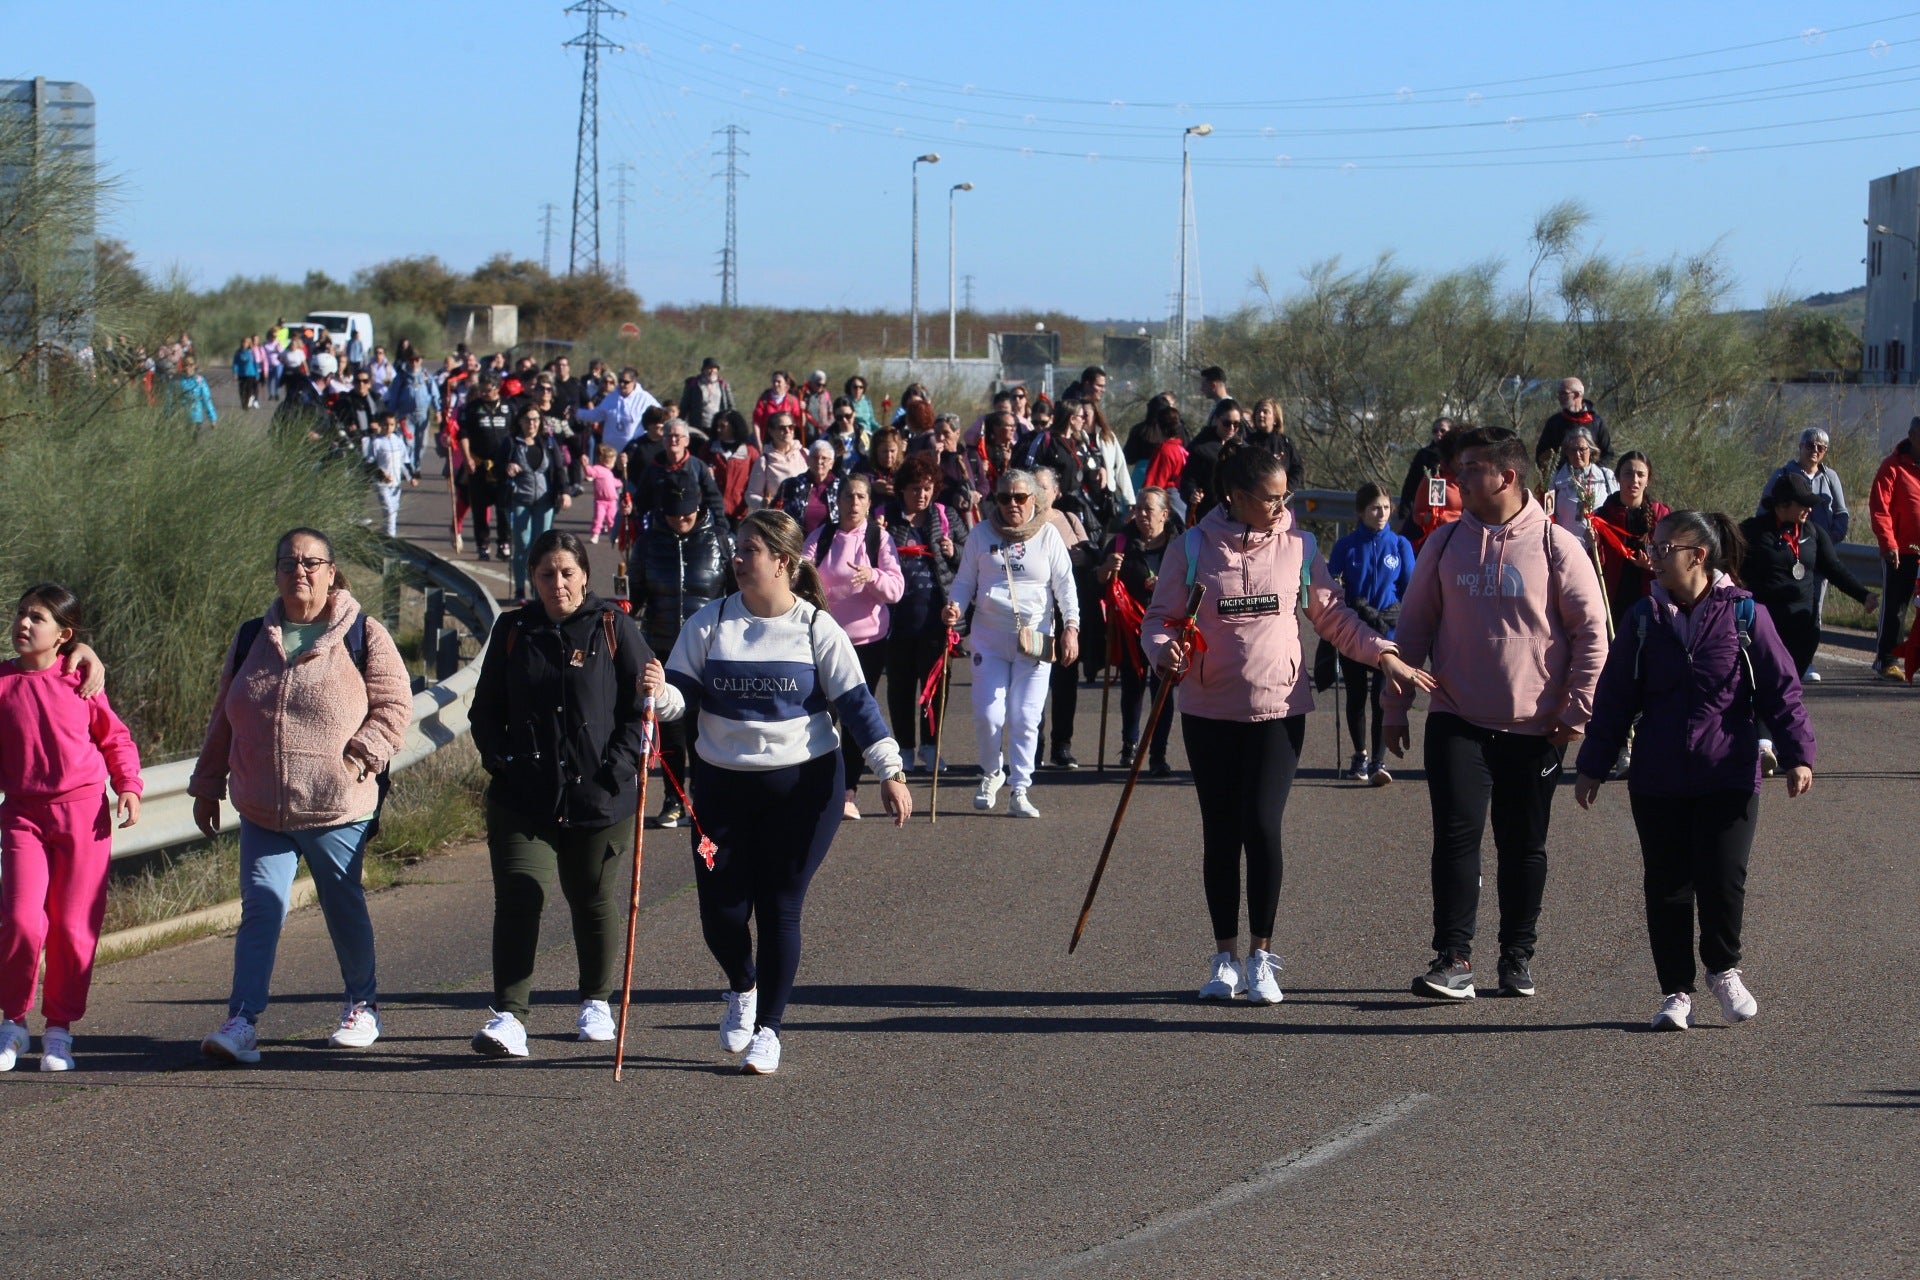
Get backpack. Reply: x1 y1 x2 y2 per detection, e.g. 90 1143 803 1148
1630 594 1756 709
232 612 393 837
1184 525 1316 601
810 519 883 568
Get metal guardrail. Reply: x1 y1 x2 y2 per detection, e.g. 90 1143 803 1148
107 538 500 861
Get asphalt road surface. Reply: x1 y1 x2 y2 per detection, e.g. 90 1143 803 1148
6 381 1913 1278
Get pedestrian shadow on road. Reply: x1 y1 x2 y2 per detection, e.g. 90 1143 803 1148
1821 1088 1920 1110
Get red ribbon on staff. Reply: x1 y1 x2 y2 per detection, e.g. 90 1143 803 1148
1100 577 1147 677
1586 511 1638 561
648 738 718 869
916 629 962 737
1165 612 1209 683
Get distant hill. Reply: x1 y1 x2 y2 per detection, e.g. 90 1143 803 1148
1797 285 1865 333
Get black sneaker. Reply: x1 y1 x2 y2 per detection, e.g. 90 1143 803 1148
1148 758 1172 778
656 800 684 829
477 547 492 562
1413 954 1476 1000
1118 742 1136 769
1050 746 1079 771
1497 956 1536 998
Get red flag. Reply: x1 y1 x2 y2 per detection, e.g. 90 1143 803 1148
916 629 962 737
1101 577 1147 676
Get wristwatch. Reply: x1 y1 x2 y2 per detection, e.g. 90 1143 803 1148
885 767 909 784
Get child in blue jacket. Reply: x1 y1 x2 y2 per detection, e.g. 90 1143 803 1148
1328 483 1415 784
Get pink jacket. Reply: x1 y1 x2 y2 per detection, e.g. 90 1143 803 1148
805 523 906 644
1382 493 1609 736
0 663 144 803
1143 505 1394 722
189 591 412 832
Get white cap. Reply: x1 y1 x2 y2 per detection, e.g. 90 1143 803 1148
314 352 338 376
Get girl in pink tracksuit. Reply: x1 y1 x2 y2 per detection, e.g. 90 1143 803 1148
1143 444 1430 1007
587 444 623 542
0 585 144 1073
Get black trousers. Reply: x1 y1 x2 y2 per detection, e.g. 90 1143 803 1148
1046 655 1079 751
1628 790 1757 995
841 641 888 787
1878 554 1919 663
1764 603 1821 679
467 474 498 549
1339 654 1385 764
1118 661 1173 764
485 801 632 1018
885 626 948 754
1424 712 1562 962
1183 713 1305 941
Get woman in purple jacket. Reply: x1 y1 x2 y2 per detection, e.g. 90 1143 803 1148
1573 510 1815 1032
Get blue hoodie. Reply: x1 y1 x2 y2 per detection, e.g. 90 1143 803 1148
1329 524 1414 637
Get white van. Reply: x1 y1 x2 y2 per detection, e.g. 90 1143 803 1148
303 311 375 359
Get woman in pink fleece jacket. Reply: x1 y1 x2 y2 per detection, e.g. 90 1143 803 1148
1143 444 1431 1006
0 584 144 1073
804 473 904 818
189 528 412 1066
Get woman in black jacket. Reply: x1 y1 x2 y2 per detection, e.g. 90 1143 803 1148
882 452 967 772
469 530 663 1059
498 406 572 603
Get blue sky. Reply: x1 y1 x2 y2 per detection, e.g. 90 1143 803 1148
8 2 1916 319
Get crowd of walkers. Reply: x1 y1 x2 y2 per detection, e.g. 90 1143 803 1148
6 348 1919 1078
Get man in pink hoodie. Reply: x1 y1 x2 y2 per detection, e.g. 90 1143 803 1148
1383 425 1608 1001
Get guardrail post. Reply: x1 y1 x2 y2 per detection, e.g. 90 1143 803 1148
423 587 445 678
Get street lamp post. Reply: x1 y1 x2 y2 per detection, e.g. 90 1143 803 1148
910 153 940 367
1178 123 1213 366
948 181 973 365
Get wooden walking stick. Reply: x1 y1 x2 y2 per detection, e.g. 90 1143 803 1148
1097 623 1117 774
1069 581 1205 954
930 631 956 824
613 698 656 1081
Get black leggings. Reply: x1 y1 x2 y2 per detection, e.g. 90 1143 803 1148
1183 713 1305 941
1878 553 1919 663
1629 790 1757 995
885 626 948 754
691 751 843 1034
1339 654 1384 763
842 641 887 787
1046 656 1079 751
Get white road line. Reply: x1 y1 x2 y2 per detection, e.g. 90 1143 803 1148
993 1091 1434 1277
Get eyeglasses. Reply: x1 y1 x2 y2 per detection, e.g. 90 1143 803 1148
1648 542 1704 560
1806 443 1829 453
276 556 333 575
835 411 855 419
996 493 1033 506
1241 492 1289 511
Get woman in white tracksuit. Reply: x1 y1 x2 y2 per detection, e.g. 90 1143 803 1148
943 468 1079 818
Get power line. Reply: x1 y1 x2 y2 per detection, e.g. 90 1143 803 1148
564 0 625 276
611 161 635 283
539 203 557 274
713 123 749 308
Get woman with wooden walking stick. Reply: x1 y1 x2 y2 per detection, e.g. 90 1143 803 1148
1143 444 1433 1006
469 530 664 1059
652 511 911 1075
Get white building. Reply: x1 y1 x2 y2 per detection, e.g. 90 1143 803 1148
1864 166 1920 383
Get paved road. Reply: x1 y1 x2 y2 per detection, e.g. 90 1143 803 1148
7 377 1912 1278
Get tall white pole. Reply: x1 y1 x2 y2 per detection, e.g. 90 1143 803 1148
948 182 971 365
910 153 939 368
1178 136 1191 365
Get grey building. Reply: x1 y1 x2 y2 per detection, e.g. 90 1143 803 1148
1864 166 1920 383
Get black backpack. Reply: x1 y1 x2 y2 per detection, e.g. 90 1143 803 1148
232 612 393 837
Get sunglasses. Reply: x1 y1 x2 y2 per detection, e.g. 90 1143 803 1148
996 493 1033 505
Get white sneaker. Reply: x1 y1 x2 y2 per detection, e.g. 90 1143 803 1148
1707 968 1758 1023
1759 740 1778 777
472 1009 530 1058
1802 666 1821 683
916 743 944 774
1245 949 1285 1005
201 1014 262 1065
843 789 862 821
0 1019 28 1071
741 1026 782 1075
973 768 1005 811
576 999 616 1042
39 1026 75 1071
720 988 758 1053
1651 992 1691 1031
1008 788 1041 818
1198 951 1246 1001
327 1001 381 1049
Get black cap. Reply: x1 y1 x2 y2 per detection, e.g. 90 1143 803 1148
1768 469 1815 508
660 472 701 517
701 356 720 372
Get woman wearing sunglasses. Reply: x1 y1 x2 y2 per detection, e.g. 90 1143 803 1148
943 470 1078 818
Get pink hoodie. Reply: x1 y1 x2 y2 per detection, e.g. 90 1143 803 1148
1382 492 1608 736
805 523 906 645
1142 505 1394 722
0 664 144 803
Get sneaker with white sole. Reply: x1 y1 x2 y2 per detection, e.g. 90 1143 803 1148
1759 740 1778 777
843 789 862 821
0 1019 28 1071
39 1026 74 1072
1369 766 1393 788
1198 951 1246 1001
327 1001 381 1049
1008 788 1041 818
720 988 758 1053
576 999 616 1042
1245 949 1285 1005
201 1015 262 1065
973 768 1006 811
472 1009 530 1058
1650 992 1691 1031
741 1026 781 1075
1802 667 1821 683
1707 968 1758 1023
1414 954 1476 1000
916 744 944 774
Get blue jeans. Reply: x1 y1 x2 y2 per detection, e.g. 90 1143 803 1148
229 818 377 1022
507 503 554 597
407 411 431 472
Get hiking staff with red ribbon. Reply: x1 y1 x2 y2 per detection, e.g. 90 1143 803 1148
1096 487 1176 775
1068 577 1204 955
927 629 957 822
612 699 655 1081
